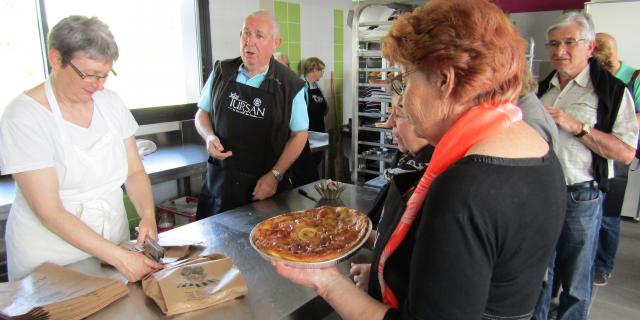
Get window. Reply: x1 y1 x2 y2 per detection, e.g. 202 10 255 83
0 0 204 117
0 0 46 116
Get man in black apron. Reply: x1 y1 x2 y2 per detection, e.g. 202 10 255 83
194 11 308 219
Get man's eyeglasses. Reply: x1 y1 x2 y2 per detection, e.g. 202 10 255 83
545 38 586 49
68 61 116 82
390 69 417 96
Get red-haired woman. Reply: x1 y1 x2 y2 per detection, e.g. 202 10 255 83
272 1 565 319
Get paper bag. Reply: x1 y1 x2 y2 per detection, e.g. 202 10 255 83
0 262 128 320
142 254 248 316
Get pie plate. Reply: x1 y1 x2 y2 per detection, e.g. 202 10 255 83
249 211 372 269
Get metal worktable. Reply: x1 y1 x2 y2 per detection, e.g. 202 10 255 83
308 131 330 178
142 144 208 185
0 144 207 214
0 132 329 212
142 132 329 185
67 182 379 320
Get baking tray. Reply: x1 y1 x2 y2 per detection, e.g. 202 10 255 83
249 211 372 269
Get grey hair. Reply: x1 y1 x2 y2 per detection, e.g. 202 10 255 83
546 11 595 42
48 15 119 65
246 10 280 38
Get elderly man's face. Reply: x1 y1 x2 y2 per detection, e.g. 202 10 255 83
547 23 594 80
240 15 281 72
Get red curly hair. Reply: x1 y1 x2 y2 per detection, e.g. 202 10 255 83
382 0 525 106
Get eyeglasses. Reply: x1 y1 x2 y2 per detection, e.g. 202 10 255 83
390 69 417 96
545 38 586 49
67 61 116 82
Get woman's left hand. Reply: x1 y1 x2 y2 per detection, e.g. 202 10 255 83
273 261 343 293
350 263 371 291
136 214 158 245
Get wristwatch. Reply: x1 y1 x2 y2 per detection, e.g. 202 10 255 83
575 123 591 138
271 169 284 182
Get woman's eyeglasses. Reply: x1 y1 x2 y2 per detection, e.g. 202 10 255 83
390 69 416 96
68 61 117 82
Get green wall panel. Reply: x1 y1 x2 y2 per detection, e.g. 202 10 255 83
288 3 300 23
274 1 301 71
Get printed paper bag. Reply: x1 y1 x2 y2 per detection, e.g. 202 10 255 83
142 253 248 316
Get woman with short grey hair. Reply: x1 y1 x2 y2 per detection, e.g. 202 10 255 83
48 15 119 64
0 15 161 281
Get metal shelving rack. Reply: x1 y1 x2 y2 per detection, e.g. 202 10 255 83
353 46 397 184
350 1 414 185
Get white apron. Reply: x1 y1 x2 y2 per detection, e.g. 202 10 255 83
6 79 130 280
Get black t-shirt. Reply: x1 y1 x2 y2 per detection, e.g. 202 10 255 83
369 152 566 320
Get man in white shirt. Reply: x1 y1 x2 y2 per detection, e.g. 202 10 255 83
532 12 638 320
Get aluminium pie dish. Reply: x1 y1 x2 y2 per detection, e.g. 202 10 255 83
250 206 372 268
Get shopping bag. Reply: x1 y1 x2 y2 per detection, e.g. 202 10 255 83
142 253 248 316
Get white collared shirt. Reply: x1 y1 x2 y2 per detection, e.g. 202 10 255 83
540 65 638 185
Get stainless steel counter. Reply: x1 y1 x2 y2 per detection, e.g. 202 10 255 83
142 143 208 185
0 133 330 212
308 131 330 178
69 182 379 320
0 177 14 215
308 131 329 152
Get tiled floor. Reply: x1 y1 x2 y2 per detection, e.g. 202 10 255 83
589 219 640 319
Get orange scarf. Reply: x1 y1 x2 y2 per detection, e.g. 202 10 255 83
377 102 522 308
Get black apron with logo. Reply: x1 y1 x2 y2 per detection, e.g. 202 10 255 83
307 84 327 133
196 80 281 219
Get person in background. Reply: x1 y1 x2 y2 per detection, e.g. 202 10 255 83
365 93 433 230
301 57 329 133
532 12 638 320
590 32 640 287
194 11 308 219
274 52 318 186
289 57 329 184
272 1 566 318
593 33 640 108
352 92 433 291
274 52 290 69
0 16 162 281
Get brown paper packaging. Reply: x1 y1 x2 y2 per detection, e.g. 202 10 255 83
142 253 248 316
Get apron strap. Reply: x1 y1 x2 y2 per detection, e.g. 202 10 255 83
44 79 72 145
44 79 121 143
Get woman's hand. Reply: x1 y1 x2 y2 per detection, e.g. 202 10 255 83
273 261 343 293
350 263 371 291
136 214 158 246
114 249 163 282
274 261 389 319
